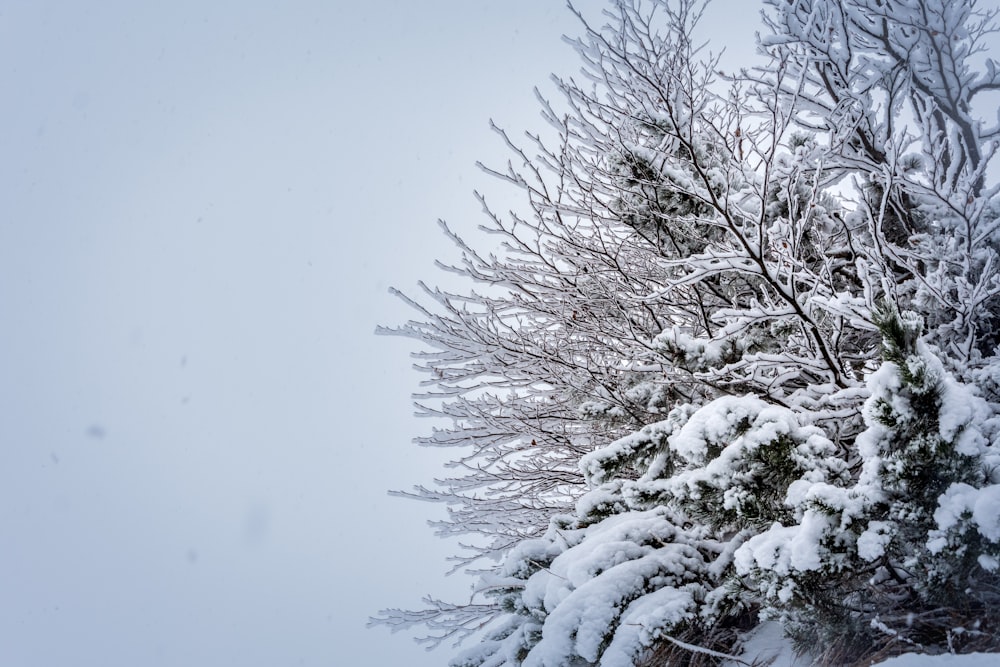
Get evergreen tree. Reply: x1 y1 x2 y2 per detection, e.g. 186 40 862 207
372 0 1000 663
737 304 1000 660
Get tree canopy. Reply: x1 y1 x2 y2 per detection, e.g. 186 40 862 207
372 0 1000 664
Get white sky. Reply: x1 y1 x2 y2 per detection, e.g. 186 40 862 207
0 1 759 665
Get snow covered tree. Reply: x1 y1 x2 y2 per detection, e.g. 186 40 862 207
372 0 1000 663
736 304 1000 660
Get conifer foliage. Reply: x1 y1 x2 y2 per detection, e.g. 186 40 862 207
372 0 1000 663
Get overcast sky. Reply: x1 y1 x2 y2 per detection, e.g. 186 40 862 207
0 2 759 665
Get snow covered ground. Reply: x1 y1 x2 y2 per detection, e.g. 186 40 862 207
723 623 998 667
724 623 804 666
877 654 1000 666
